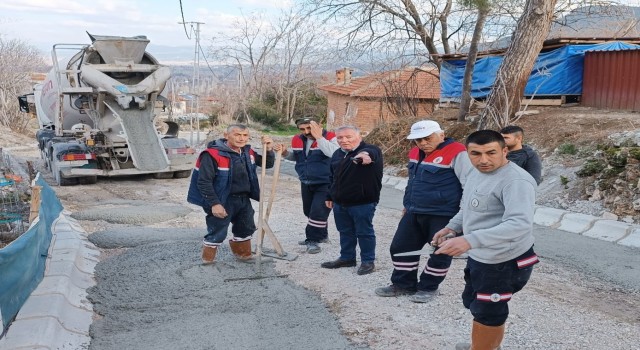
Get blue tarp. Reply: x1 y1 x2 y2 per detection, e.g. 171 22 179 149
0 176 62 334
440 41 640 99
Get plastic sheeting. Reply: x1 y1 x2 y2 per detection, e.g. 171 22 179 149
0 175 62 335
440 41 640 99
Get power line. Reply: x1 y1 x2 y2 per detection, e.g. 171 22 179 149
198 41 235 82
179 0 192 39
192 30 235 82
198 42 218 78
176 20 205 145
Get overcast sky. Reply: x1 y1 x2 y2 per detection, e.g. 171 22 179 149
2 0 640 61
0 0 292 51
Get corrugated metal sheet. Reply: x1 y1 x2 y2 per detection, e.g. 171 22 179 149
583 49 640 111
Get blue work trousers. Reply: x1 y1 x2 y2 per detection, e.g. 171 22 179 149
203 195 256 244
333 202 377 263
301 183 332 242
389 213 453 291
462 246 537 326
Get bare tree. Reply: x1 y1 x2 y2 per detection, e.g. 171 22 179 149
456 0 493 122
305 0 607 122
0 37 45 132
305 0 482 69
304 0 525 124
209 12 283 121
380 68 439 121
209 8 334 124
269 9 331 123
478 0 558 129
382 70 421 120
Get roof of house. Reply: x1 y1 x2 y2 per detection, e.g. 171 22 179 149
549 5 640 40
318 67 440 99
438 5 640 59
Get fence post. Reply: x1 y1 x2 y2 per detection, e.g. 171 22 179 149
26 161 36 183
29 186 41 223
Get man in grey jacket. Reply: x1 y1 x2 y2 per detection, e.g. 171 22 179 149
432 130 539 350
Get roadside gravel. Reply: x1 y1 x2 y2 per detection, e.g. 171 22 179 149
265 174 640 350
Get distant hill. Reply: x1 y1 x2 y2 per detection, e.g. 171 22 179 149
146 44 195 65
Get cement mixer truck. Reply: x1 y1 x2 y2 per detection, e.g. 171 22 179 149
19 33 196 186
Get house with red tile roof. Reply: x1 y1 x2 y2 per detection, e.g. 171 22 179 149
318 67 440 133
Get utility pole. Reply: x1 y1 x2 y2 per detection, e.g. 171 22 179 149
179 21 204 145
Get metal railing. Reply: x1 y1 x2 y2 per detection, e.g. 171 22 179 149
50 44 90 136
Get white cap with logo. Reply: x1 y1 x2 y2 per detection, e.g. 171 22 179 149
406 120 442 140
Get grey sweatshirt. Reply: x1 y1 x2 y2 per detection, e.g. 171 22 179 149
446 162 537 264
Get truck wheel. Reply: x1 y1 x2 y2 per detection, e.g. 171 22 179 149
173 170 191 178
78 176 98 185
152 172 174 179
41 151 48 169
55 170 78 186
42 151 51 170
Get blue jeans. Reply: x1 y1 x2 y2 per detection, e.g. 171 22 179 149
462 246 537 326
332 202 377 263
203 195 256 244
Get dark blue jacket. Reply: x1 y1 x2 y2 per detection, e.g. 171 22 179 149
291 130 336 184
187 139 273 209
403 138 466 216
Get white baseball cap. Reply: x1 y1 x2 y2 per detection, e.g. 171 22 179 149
406 120 442 139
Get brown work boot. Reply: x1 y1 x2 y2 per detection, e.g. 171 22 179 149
456 321 505 350
201 243 218 264
229 239 254 262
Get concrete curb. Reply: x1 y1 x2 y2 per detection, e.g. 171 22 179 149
382 175 400 187
0 212 97 350
556 213 597 233
533 207 566 226
539 208 637 247
583 220 632 242
394 179 408 191
619 227 640 248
